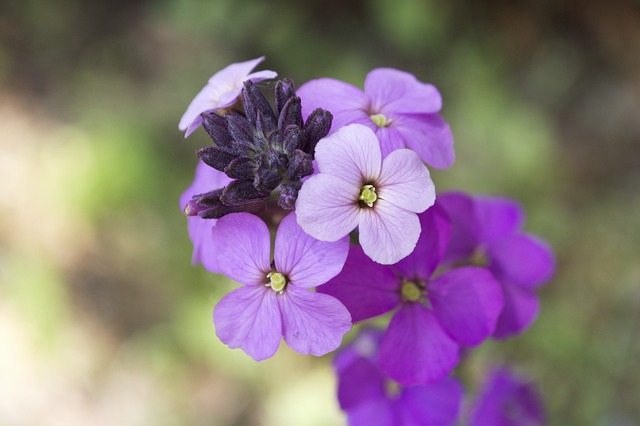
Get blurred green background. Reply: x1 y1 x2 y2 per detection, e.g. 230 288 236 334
0 0 639 425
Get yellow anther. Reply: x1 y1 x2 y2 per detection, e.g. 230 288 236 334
267 271 287 293
359 185 378 207
401 280 422 302
370 113 392 127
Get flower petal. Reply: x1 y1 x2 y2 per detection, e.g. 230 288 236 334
274 212 349 288
359 200 421 264
374 126 406 158
319 245 401 322
487 234 555 289
207 56 268 85
213 285 281 361
315 124 382 184
493 283 540 339
337 357 386 410
399 377 463 426
380 304 459 386
438 191 482 263
377 148 435 213
278 286 351 356
392 113 455 169
429 267 504 346
209 213 271 285
347 399 396 426
475 195 525 244
365 68 442 114
295 173 360 242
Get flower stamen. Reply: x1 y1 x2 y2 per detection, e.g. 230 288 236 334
266 271 287 294
401 280 423 302
370 113 392 127
359 184 378 207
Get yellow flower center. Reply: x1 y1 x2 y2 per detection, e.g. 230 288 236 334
266 271 287 293
401 280 423 302
470 248 488 267
370 113 392 127
359 184 378 207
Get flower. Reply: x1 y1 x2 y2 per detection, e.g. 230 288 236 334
468 368 544 426
438 192 555 338
297 68 454 169
296 123 435 264
319 204 504 385
178 56 277 137
335 328 463 426
179 160 232 273
210 211 351 360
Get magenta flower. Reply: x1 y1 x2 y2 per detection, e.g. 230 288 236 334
297 68 454 169
209 212 351 361
438 192 555 338
296 124 435 264
469 368 544 426
178 57 277 137
319 204 504 385
335 328 463 426
179 160 232 273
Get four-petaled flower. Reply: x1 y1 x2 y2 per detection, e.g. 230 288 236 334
296 123 435 264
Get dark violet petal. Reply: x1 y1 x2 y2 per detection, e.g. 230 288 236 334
337 357 386 410
275 77 296 115
398 377 463 426
286 149 314 182
487 234 555 289
438 191 483 264
302 108 333 154
221 180 265 205
390 113 455 169
213 285 281 361
380 304 459 386
346 399 396 426
364 68 442 115
223 156 257 180
429 267 504 346
474 195 525 245
319 245 401 322
278 286 351 356
278 96 303 130
196 146 239 172
201 112 233 147
493 283 540 339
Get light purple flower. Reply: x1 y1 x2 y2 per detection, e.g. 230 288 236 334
335 328 463 426
469 368 544 426
297 68 454 168
319 204 504 385
179 160 232 273
438 192 555 338
296 123 435 265
178 56 277 137
209 211 351 361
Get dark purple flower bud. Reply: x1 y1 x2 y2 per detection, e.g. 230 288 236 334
255 110 276 141
286 149 313 181
196 146 239 172
303 108 332 154
226 113 257 153
277 182 301 209
201 112 233 148
224 157 257 180
268 128 285 151
184 188 224 217
275 78 296 115
278 96 303 130
200 201 264 219
221 180 266 205
282 126 304 155
254 161 282 195
242 80 277 132
267 148 288 170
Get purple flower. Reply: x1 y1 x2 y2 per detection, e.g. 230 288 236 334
335 328 463 426
297 68 454 169
178 57 277 137
209 211 351 360
469 368 544 426
179 160 232 273
296 124 435 264
438 192 555 338
319 204 504 385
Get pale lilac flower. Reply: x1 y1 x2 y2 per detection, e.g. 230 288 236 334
438 192 555 338
335 328 463 426
179 160 232 273
296 123 435 264
210 212 351 361
319 204 504 385
297 68 454 168
179 57 277 137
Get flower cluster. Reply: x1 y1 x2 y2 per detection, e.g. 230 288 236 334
178 57 554 425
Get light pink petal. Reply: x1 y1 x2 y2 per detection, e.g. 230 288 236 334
274 212 349 288
209 213 271 285
207 56 268 85
295 174 360 242
365 68 442 114
278 286 351 356
213 285 281 361
314 124 382 184
377 148 435 213
391 113 455 169
358 200 421 264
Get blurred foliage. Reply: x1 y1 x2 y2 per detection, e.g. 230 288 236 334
0 0 639 425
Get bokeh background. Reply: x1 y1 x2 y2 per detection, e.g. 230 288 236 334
1 0 639 425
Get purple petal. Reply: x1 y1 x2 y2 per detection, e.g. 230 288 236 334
487 234 555 289
207 56 268 85
295 173 360 242
334 327 385 370
319 245 401 322
274 212 349 288
364 68 442 115
398 377 463 426
347 399 396 426
336 357 386 410
209 213 271 285
278 286 351 356
315 124 382 184
297 78 371 133
392 203 451 282
380 304 459 386
438 191 482 263
374 126 407 158
377 148 435 213
493 283 540 339
474 195 525 245
213 285 281 361
359 200 421 264
429 267 504 346
391 113 455 169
